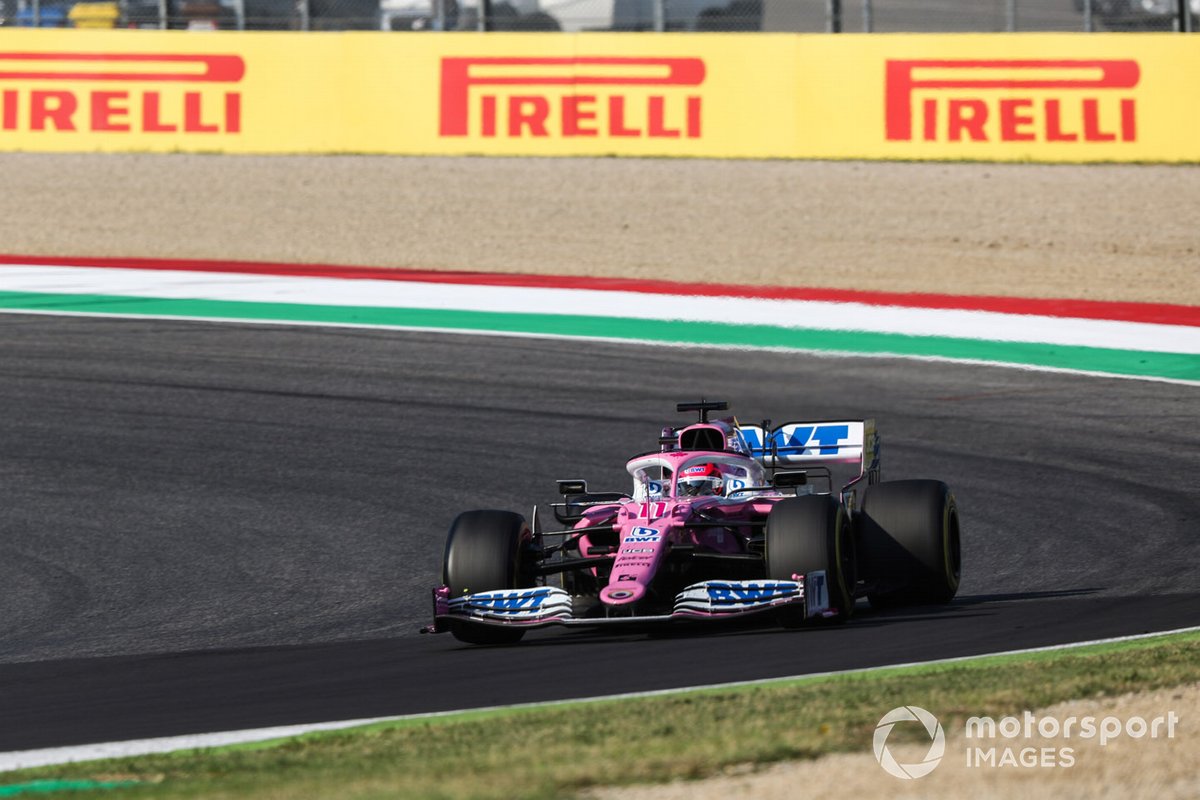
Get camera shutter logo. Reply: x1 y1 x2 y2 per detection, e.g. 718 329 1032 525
873 706 946 779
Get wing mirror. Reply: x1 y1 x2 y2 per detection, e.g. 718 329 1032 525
557 479 589 495
772 471 808 488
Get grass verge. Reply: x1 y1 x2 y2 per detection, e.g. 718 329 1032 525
4 630 1199 799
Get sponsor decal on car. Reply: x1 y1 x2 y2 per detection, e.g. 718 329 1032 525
673 579 803 615
439 56 704 140
885 59 1139 144
741 422 858 462
706 581 799 603
806 570 830 616
447 586 573 621
634 502 668 519
624 525 661 543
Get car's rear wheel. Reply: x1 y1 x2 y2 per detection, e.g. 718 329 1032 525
765 495 856 627
442 510 533 645
857 480 961 608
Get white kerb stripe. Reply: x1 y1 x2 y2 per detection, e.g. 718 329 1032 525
1 265 1197 355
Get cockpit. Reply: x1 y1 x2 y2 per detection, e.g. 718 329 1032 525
627 453 766 501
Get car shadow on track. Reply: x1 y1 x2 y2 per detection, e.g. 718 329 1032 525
505 588 1106 647
951 588 1102 605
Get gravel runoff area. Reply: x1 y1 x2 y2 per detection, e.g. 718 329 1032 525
587 682 1200 800
1 154 1197 306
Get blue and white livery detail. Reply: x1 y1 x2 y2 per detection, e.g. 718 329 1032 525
738 420 877 467
447 587 573 622
674 580 802 615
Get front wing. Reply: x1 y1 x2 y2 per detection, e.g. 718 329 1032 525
421 572 835 634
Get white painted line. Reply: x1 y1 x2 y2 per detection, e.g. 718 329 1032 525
2 307 1198 388
3 624 1197 774
2 265 1198 354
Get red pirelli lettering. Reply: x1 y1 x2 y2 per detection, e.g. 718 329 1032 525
0 52 244 136
1045 99 1075 141
562 95 597 137
440 56 706 140
183 92 217 133
885 59 1140 144
91 91 130 132
30 90 76 131
999 98 1035 141
948 99 986 141
508 95 549 137
609 96 637 137
2 89 15 129
225 92 241 134
142 93 176 132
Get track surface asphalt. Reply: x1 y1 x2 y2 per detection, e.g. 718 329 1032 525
1 314 1198 752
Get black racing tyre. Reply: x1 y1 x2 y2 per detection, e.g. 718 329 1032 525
765 495 856 627
442 509 533 645
858 480 961 608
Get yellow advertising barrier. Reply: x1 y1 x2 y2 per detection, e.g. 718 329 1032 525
0 30 1196 162
798 34 1200 162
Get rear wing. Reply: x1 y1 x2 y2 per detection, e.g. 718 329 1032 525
736 419 881 476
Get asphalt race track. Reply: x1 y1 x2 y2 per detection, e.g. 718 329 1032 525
1 314 1198 752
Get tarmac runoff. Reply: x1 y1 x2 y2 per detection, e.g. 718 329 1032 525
0 258 1195 777
1 625 1197 774
0 258 1197 384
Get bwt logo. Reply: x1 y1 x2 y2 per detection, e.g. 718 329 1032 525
439 56 705 139
0 52 244 135
742 424 850 457
885 59 1139 144
708 582 794 603
477 591 543 610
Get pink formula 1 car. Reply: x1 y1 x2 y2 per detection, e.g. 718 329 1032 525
423 401 961 645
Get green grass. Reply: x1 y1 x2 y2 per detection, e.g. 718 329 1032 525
4 630 1199 799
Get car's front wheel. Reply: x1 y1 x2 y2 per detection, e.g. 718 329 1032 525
765 495 856 627
442 509 533 645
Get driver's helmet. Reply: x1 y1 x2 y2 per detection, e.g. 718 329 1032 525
678 462 724 497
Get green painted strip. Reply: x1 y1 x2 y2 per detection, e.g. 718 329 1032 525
1 291 1197 382
0 780 138 797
